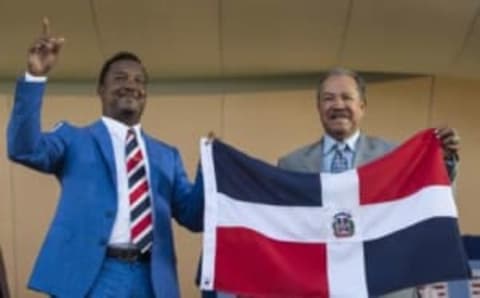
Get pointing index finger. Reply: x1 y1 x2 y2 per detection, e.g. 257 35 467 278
42 17 50 38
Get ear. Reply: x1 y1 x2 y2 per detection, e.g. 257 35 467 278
360 98 367 110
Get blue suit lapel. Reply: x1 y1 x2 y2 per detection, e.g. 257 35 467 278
89 120 117 187
142 132 161 201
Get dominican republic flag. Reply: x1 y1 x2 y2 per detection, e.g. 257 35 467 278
199 129 470 298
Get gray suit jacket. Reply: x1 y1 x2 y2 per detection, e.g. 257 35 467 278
278 134 418 298
278 134 395 172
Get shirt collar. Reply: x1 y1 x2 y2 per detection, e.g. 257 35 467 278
101 116 142 140
323 130 360 155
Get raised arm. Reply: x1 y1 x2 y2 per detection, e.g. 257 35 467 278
7 18 68 173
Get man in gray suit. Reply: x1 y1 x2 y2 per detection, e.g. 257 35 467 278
278 68 460 298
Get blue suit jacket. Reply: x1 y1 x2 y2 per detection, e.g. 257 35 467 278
7 80 204 298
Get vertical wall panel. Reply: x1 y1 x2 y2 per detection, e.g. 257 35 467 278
0 92 16 297
431 77 480 233
224 88 320 164
143 94 223 176
92 0 221 78
342 0 477 73
11 166 57 298
221 0 350 75
363 77 432 143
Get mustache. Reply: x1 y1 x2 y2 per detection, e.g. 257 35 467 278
328 109 351 119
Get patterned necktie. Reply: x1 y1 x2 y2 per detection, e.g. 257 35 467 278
126 129 153 253
330 143 349 173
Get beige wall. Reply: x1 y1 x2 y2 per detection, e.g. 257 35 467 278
430 77 480 233
1 75 479 297
1 92 16 298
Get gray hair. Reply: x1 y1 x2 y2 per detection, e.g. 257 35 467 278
317 67 367 101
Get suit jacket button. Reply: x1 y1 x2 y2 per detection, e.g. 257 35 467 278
99 238 107 246
105 211 114 218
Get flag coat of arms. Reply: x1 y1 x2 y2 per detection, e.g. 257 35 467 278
199 130 470 298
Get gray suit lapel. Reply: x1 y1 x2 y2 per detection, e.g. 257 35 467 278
354 134 375 167
304 140 323 172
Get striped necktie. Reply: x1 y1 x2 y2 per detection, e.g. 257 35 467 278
330 143 349 173
126 129 153 253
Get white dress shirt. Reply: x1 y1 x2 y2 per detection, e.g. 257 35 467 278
321 130 360 172
24 72 47 82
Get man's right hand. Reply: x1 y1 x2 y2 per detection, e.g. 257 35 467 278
27 17 65 76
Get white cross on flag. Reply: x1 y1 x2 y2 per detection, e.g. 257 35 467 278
200 129 470 298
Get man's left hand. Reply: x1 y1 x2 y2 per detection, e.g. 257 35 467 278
435 127 460 161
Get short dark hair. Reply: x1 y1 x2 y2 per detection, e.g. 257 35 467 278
317 67 367 101
97 51 147 87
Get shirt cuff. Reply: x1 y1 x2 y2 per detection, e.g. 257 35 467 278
25 72 47 83
444 155 458 167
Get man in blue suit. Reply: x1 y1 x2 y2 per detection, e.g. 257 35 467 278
7 18 203 298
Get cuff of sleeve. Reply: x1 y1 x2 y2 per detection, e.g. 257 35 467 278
25 72 47 82
444 154 459 166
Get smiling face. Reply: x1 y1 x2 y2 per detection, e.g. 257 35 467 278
97 59 147 126
317 74 366 141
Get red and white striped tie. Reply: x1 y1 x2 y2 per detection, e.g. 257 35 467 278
126 129 153 253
